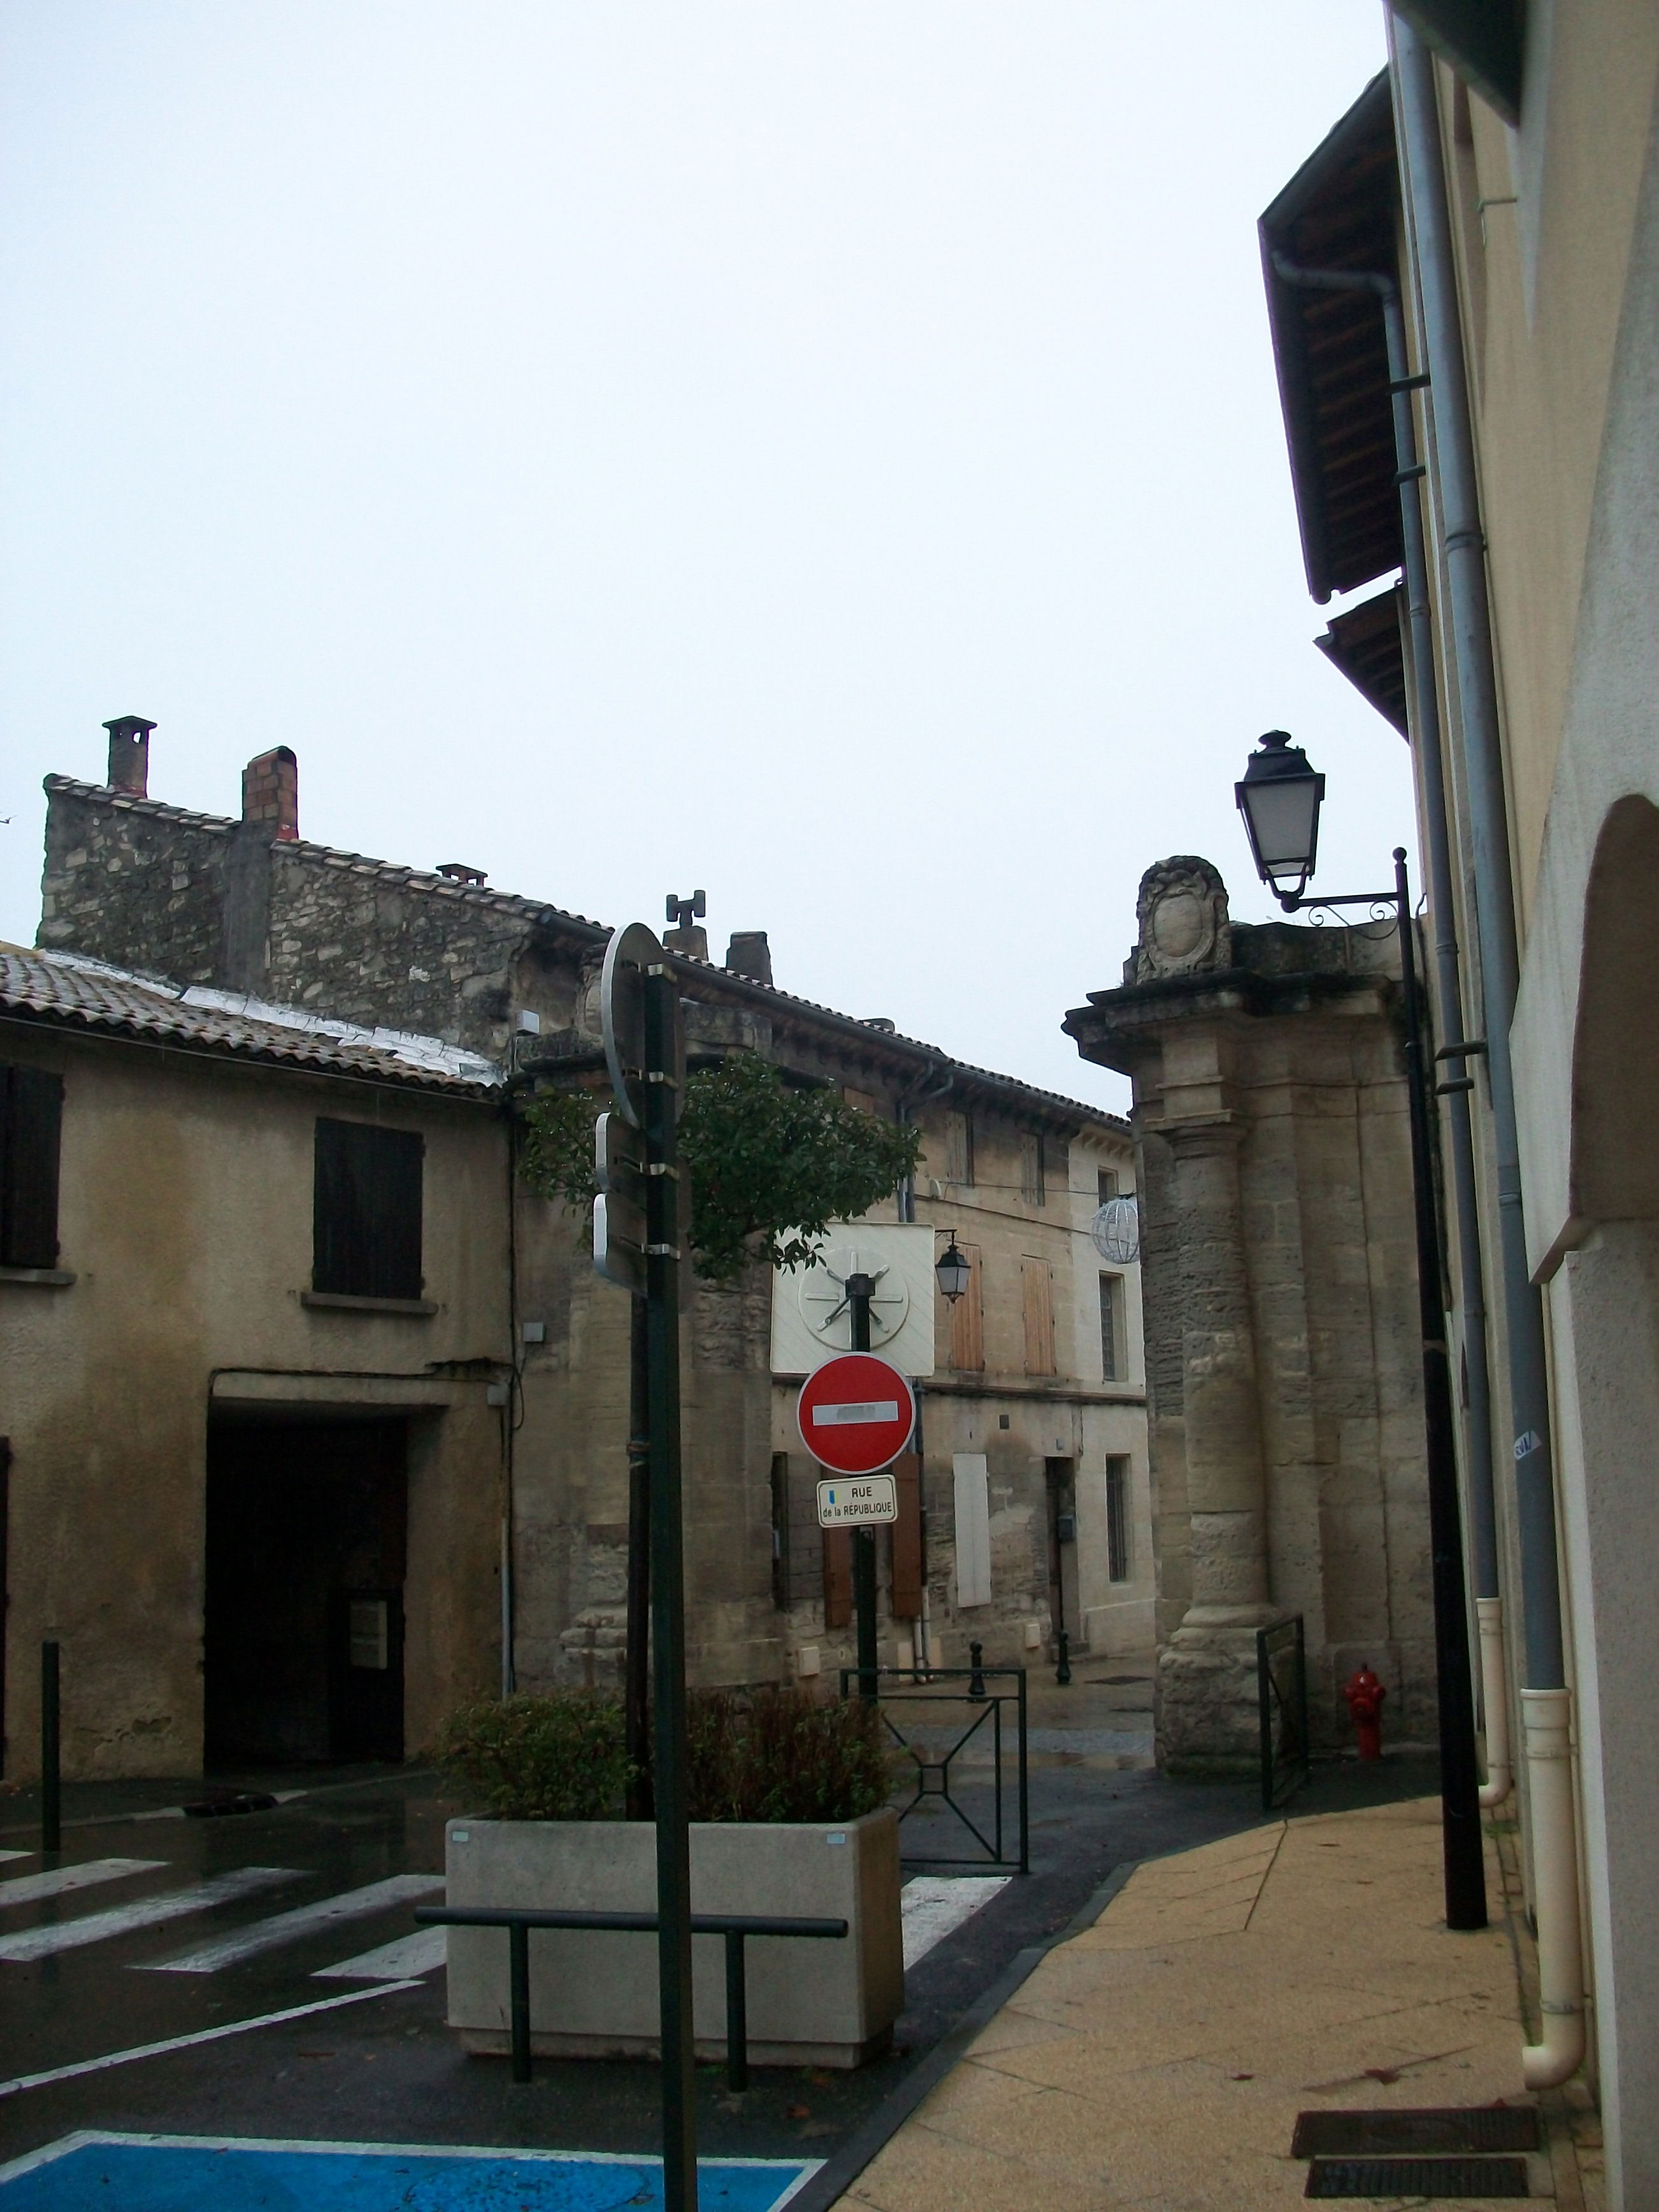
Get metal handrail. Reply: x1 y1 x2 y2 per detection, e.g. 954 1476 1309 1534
416 1904 847 2088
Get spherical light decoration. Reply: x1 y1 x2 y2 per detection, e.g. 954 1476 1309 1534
1090 1195 1140 1266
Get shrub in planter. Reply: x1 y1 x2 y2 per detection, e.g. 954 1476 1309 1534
434 1691 633 1821
436 1685 891 1824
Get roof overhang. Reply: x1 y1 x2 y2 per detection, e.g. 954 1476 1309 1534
1316 584 1409 737
1260 71 1403 606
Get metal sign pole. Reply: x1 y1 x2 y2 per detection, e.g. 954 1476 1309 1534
643 957 696 2211
845 1274 879 1700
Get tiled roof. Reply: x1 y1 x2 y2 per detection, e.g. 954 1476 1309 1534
0 945 501 1096
43 775 1124 1131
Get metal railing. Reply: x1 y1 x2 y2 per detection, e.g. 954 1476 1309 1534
415 1904 846 2088
840 1657 1029 1875
1257 1616 1309 1811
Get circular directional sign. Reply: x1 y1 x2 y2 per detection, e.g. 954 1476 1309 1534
796 1351 916 1477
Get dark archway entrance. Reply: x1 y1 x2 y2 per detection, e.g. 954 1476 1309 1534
204 1416 408 1768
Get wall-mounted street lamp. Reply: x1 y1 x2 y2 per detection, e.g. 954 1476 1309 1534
935 1236 972 1304
1235 729 1487 1934
1234 729 1326 907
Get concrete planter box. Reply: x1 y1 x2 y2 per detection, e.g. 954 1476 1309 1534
444 1808 902 2069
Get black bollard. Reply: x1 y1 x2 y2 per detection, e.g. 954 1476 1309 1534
1056 1628 1072 1687
41 1642 61 1856
968 1640 986 1700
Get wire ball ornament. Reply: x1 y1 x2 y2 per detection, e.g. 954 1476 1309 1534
1089 1195 1141 1266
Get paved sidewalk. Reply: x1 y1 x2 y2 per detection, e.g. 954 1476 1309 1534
836 1796 1602 2209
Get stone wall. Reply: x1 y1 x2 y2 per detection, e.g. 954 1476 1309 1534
1066 858 1435 1768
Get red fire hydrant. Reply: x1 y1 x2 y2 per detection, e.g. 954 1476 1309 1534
1344 1663 1386 1760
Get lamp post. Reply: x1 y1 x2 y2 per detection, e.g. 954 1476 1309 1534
1236 732 1487 1934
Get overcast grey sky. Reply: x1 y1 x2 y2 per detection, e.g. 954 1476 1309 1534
0 3 1406 1109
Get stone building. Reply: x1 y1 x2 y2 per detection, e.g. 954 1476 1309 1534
1258 11 1659 2188
4 722 1147 1776
0 942 506 1780
1065 857 1432 1769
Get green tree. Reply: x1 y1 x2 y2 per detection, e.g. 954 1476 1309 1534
517 1052 921 1283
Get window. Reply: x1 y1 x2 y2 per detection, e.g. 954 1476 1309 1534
1019 1131 1045 1208
1 1064 64 1269
842 1086 880 1116
1097 1168 1119 1206
1021 1256 1056 1377
943 1109 975 1187
952 1453 991 1608
1099 1274 1124 1383
772 1453 825 1612
947 1240 984 1373
313 1120 424 1299
1105 1458 1131 1583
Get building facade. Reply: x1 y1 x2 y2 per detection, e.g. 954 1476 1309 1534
3 723 1148 1778
1260 8 1659 2197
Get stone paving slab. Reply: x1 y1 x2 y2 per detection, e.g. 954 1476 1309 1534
835 1796 1584 2211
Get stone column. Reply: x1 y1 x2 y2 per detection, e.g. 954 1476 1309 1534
1157 1117 1276 1769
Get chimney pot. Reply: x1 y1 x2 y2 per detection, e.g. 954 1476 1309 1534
104 715 156 797
724 931 773 986
241 747 299 841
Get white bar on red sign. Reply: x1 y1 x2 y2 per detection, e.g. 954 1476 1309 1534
810 1400 900 1426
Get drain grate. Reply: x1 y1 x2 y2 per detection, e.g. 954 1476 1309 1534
1305 2154 1530 2198
1293 2106 1540 2158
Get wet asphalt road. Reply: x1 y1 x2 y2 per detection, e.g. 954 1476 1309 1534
0 1753 1439 2178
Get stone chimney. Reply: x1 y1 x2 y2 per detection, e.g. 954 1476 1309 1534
104 715 156 796
724 930 773 986
242 747 299 841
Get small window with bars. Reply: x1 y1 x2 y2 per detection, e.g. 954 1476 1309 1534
1 1064 64 1270
1105 1457 1131 1583
313 1119 424 1299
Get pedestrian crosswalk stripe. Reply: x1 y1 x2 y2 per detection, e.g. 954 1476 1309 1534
313 1925 447 1982
145 1874 443 1974
0 1858 167 1911
0 1867 302 1965
900 1874 1010 1969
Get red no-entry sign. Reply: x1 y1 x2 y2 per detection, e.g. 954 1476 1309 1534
796 1352 916 1477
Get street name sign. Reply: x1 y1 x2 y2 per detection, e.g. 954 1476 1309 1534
796 1351 916 1477
815 1473 898 1528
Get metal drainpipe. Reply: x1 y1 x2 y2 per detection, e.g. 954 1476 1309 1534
1272 251 1509 1805
1391 16 1582 2087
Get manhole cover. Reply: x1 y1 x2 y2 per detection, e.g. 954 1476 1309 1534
1305 2155 1529 2198
1293 2106 1540 2157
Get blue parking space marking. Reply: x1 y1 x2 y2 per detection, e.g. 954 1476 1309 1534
0 2133 821 2212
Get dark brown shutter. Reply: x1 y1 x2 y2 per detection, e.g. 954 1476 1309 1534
313 1120 424 1298
822 1527 852 1629
1 1066 64 1269
890 1453 923 1620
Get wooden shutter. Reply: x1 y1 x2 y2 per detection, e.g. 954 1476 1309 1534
822 1526 852 1629
1019 1131 1040 1206
1 1066 64 1269
944 1110 975 1186
952 1453 992 1608
890 1453 923 1620
1022 1256 1056 1377
313 1120 424 1298
948 1242 984 1372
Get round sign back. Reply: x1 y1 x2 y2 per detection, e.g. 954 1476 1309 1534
796 1352 916 1477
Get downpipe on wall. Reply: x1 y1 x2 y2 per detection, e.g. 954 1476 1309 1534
1391 15 1583 2085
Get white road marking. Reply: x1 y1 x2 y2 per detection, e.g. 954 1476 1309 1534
900 1874 1011 1969
312 1925 447 1981
0 1858 167 1909
0 1982 422 2102
145 1873 443 1973
0 1867 301 1964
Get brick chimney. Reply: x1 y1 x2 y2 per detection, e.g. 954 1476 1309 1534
104 715 156 796
724 931 773 986
242 747 299 841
